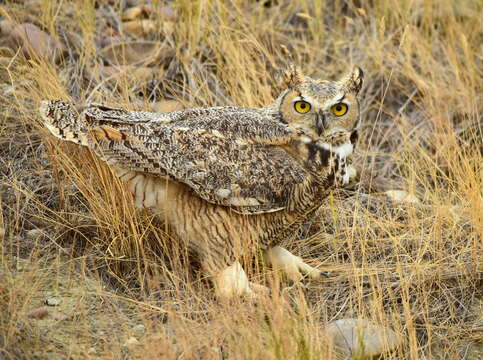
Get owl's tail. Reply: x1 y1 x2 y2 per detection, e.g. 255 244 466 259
39 100 90 146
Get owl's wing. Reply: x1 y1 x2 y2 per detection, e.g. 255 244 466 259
40 101 316 214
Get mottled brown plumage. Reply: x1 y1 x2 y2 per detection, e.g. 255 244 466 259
40 66 364 297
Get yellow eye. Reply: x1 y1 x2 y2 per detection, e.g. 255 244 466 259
331 103 348 116
294 101 311 114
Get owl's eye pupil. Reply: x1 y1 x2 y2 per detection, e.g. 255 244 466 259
336 105 342 111
300 103 306 109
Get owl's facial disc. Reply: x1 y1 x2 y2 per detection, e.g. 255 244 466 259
290 96 323 136
292 92 353 136
275 66 363 140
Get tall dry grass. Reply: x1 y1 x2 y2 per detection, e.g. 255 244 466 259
0 0 481 359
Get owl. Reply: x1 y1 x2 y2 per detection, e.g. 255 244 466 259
40 66 363 298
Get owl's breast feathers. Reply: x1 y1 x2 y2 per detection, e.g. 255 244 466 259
40 101 351 214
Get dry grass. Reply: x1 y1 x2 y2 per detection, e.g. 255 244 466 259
0 0 481 359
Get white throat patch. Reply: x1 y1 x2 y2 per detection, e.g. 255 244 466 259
317 142 353 159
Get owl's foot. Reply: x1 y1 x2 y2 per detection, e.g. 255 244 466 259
213 261 269 299
265 246 326 282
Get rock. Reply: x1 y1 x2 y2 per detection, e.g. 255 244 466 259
101 65 122 78
122 5 177 22
123 20 157 37
0 20 16 39
28 308 49 320
324 318 402 357
26 228 44 241
0 21 65 63
132 324 146 337
45 297 61 306
100 41 173 66
385 190 420 204
157 5 177 21
132 66 160 81
123 337 140 347
99 36 122 49
152 100 184 113
51 312 69 321
122 6 147 21
102 66 160 83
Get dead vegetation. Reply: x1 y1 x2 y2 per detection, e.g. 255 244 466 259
0 0 481 359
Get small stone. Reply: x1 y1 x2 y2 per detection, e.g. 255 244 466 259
152 100 184 113
51 312 69 321
100 41 173 66
324 318 402 357
102 65 159 83
123 20 157 37
385 190 420 204
26 228 44 241
28 308 49 319
101 65 122 78
0 20 15 36
132 66 159 81
122 6 146 21
157 5 177 21
122 5 176 22
0 21 65 63
87 347 96 355
123 337 140 347
45 297 61 306
132 324 146 337
99 36 122 49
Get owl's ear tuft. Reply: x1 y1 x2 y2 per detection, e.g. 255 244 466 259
279 64 304 89
341 66 364 94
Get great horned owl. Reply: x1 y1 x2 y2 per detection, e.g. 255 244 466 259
40 66 363 298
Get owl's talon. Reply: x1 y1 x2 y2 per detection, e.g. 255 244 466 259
214 262 269 299
265 246 325 282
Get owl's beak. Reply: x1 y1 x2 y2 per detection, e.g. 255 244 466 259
315 111 327 136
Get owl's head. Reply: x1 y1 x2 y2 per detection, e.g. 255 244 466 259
272 66 364 142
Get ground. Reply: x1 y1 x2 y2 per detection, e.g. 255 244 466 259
0 0 481 359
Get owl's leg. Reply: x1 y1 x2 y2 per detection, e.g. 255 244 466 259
213 262 269 298
111 167 166 209
265 246 324 282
